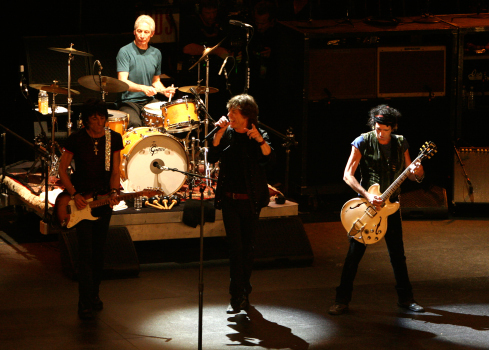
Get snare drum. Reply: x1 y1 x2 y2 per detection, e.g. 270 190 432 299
142 102 165 128
161 99 199 133
120 127 188 195
107 110 128 135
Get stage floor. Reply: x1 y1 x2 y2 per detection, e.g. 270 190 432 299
1 207 489 350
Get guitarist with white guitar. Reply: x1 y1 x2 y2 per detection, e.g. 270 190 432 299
329 105 427 316
57 99 124 320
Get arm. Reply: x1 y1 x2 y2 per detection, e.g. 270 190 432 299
343 146 383 208
246 124 271 156
404 149 425 182
118 71 157 97
151 75 176 98
58 151 87 209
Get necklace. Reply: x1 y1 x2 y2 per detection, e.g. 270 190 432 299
88 131 103 155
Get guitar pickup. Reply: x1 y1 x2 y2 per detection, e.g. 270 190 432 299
365 206 377 218
66 206 71 214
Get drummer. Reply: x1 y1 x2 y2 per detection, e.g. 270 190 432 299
116 15 176 129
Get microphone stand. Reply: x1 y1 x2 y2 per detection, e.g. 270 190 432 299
453 144 474 202
257 122 298 197
244 27 252 94
154 164 216 350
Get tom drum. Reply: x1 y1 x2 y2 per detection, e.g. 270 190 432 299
107 110 129 136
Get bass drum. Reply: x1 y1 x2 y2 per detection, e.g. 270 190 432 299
120 127 188 195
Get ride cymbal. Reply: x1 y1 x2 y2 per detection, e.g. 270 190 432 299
48 47 93 56
30 83 80 95
178 86 219 94
78 75 129 93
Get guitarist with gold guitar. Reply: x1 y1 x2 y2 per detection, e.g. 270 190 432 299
329 105 429 316
57 99 124 320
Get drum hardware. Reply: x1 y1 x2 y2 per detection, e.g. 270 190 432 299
49 44 91 136
30 81 80 179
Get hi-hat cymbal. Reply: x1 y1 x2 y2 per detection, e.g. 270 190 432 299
30 83 80 95
49 47 93 57
78 75 129 93
179 86 219 94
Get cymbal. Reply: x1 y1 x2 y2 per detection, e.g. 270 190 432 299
189 37 227 71
78 75 129 93
49 47 93 57
30 83 80 95
179 86 219 94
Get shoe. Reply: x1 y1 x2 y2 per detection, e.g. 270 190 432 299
92 296 104 311
328 303 349 315
226 295 249 314
398 300 425 312
78 305 94 320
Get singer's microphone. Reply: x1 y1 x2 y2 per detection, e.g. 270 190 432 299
229 19 253 28
202 125 221 144
219 56 229 75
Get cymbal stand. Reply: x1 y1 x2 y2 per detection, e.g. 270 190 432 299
48 88 64 179
96 62 107 101
66 44 74 136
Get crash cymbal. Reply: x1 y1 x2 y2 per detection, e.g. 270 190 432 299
78 75 129 93
30 83 80 95
189 37 227 70
49 47 93 57
178 86 219 94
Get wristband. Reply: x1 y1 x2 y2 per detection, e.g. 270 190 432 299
110 188 119 195
414 173 425 183
258 139 266 146
71 192 80 200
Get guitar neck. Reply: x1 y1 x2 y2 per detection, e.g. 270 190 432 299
380 156 421 202
89 191 142 208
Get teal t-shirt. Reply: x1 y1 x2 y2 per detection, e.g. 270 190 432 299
116 42 162 103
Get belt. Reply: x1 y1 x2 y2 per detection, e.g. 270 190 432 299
225 192 249 200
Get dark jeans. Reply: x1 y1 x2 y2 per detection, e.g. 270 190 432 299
75 210 112 309
335 210 414 304
222 196 261 298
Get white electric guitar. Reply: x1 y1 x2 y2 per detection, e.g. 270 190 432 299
340 141 437 245
55 189 161 229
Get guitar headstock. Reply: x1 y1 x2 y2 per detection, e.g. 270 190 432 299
418 141 437 161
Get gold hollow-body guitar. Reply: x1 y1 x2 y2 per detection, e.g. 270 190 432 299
55 189 160 229
340 141 437 245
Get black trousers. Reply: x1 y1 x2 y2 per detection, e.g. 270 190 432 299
221 196 261 298
75 210 112 309
335 210 414 304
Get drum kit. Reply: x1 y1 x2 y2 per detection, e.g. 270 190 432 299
28 44 220 197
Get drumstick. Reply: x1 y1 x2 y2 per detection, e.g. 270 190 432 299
168 84 174 102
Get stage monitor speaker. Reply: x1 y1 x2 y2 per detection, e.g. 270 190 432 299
59 226 140 280
378 46 446 98
307 48 377 100
254 216 314 267
400 186 448 219
453 147 489 204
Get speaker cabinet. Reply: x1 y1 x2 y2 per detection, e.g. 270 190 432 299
453 147 489 204
378 46 446 97
60 226 140 280
308 48 377 100
400 186 448 219
254 216 314 266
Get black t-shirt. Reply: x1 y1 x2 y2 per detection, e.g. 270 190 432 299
63 128 124 194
